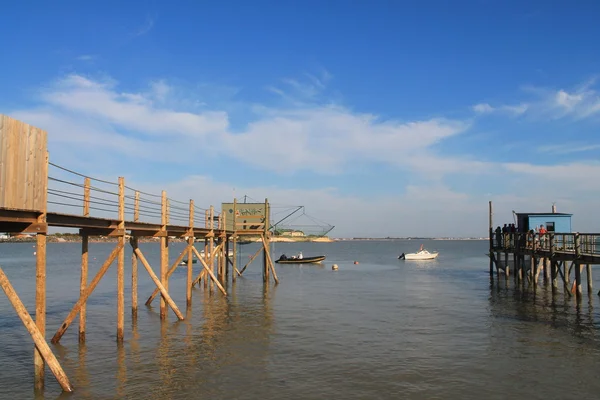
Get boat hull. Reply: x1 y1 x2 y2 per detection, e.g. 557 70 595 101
399 251 439 260
275 256 326 264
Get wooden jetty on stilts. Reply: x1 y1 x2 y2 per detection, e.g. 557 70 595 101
0 114 278 394
488 201 599 300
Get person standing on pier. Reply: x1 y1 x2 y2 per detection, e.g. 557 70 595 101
495 226 502 248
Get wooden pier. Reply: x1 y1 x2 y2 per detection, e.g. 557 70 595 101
0 114 278 393
488 201 599 299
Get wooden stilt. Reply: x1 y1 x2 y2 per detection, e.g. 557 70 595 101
192 246 227 295
117 177 125 343
34 231 46 392
79 233 88 343
131 245 184 320
575 234 582 298
0 268 74 393
586 264 593 294
187 200 194 308
145 244 193 305
52 242 124 343
79 177 90 343
263 199 270 283
132 191 140 317
233 199 238 283
160 190 168 320
261 235 279 284
239 247 262 275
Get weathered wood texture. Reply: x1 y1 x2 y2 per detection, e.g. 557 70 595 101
0 114 48 211
0 268 73 392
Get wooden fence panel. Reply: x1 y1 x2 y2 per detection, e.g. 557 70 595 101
0 114 48 211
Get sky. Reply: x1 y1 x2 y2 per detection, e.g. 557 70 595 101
2 0 600 237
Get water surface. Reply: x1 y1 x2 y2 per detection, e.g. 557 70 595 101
1 240 599 399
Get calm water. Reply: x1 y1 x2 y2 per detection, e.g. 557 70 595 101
1 240 600 399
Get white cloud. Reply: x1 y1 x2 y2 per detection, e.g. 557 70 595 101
10 73 600 236
475 78 600 120
537 143 600 154
472 102 528 115
135 15 155 37
17 74 472 178
76 55 97 61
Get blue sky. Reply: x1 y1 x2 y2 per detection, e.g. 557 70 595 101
2 1 600 237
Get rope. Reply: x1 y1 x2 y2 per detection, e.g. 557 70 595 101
49 162 118 186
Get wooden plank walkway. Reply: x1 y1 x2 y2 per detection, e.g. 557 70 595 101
0 114 278 395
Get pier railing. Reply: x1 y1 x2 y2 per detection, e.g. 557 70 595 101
492 232 600 257
47 162 217 230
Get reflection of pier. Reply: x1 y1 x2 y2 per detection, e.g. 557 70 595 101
487 201 599 299
0 114 279 394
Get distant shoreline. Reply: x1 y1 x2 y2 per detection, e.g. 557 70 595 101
1 235 486 244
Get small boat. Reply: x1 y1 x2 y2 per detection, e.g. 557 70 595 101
398 245 439 260
180 259 198 265
275 255 326 264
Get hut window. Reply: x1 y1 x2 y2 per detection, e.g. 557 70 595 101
546 222 555 232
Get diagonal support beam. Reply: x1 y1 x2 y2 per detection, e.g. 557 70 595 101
52 242 124 343
191 242 223 286
145 243 193 306
227 256 242 276
239 247 262 275
192 246 227 295
0 268 74 392
261 237 279 284
132 246 184 320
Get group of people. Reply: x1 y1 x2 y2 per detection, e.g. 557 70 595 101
494 223 549 249
279 251 303 261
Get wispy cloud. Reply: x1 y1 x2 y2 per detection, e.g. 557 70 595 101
15 73 471 178
473 77 600 120
135 15 155 37
76 54 97 62
537 143 600 154
472 102 529 115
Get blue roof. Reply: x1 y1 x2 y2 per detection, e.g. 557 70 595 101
515 213 572 216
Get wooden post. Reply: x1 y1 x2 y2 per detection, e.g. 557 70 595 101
0 269 74 393
586 263 593 294
203 210 209 289
80 177 90 342
34 230 46 392
160 190 169 319
132 191 139 317
79 233 88 343
233 198 237 283
116 177 125 342
34 152 48 392
83 177 90 216
145 244 193 305
131 245 185 320
187 200 194 308
550 234 557 293
52 242 124 343
489 201 493 279
263 199 271 283
209 206 214 291
575 233 582 298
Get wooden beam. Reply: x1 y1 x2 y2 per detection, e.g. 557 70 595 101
192 246 227 295
117 177 125 343
34 231 46 391
131 246 184 320
187 200 194 308
0 268 74 393
79 233 88 343
262 235 279 284
160 190 168 320
239 247 262 275
145 243 193 305
51 242 124 343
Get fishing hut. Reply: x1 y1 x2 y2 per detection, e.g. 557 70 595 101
0 114 278 394
488 201 600 299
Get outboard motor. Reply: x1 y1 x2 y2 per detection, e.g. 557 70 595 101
398 253 405 260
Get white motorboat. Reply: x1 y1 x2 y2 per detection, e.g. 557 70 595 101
398 245 439 260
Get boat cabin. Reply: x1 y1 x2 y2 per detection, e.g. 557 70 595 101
515 212 572 233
